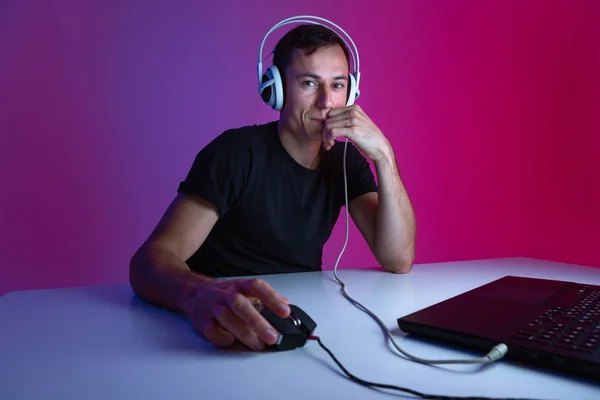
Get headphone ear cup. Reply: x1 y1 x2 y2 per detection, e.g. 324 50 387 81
346 72 359 106
261 65 284 111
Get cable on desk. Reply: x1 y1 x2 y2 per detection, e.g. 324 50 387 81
308 334 552 400
334 139 508 366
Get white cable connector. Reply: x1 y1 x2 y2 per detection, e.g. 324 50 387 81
485 344 508 361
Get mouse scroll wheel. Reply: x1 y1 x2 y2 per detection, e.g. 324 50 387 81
288 314 302 329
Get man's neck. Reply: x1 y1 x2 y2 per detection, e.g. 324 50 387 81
277 121 322 170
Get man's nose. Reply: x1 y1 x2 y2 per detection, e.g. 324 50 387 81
317 86 333 109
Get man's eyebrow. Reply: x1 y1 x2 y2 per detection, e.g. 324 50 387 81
295 73 348 81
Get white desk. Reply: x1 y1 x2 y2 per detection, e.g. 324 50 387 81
2 258 600 400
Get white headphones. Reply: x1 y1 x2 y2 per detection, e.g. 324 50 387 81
258 15 361 111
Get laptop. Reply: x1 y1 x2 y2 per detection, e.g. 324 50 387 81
397 275 600 381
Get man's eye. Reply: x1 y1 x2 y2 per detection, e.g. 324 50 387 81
303 81 316 87
334 83 345 89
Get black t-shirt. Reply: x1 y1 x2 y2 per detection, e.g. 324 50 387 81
177 120 378 277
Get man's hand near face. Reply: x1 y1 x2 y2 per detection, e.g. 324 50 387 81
321 104 393 162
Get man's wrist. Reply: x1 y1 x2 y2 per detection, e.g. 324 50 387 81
373 143 396 169
178 272 213 316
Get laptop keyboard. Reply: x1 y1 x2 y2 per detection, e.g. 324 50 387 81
511 285 600 355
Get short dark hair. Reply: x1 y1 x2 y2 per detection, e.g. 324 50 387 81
272 24 351 76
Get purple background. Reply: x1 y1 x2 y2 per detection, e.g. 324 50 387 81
1 0 599 295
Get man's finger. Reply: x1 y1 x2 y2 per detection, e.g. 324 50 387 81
327 105 355 118
216 306 266 351
238 279 290 318
246 295 262 307
325 117 354 129
325 127 355 143
247 294 288 306
203 320 235 349
226 292 280 346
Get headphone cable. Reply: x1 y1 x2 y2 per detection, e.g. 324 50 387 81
332 138 508 365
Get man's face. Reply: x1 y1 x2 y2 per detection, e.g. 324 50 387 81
280 44 349 143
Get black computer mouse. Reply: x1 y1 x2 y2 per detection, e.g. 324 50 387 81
259 304 317 351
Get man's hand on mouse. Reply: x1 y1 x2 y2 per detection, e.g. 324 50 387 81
182 278 290 351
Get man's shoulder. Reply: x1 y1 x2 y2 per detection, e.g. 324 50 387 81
194 120 277 160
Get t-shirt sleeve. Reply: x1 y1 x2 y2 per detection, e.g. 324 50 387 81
177 129 250 216
346 143 378 202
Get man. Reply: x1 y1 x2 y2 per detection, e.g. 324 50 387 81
129 24 416 352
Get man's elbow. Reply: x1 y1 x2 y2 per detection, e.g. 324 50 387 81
129 246 149 295
129 252 142 293
381 251 414 274
385 260 413 274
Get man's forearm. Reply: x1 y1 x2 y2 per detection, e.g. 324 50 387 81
372 149 416 273
129 244 212 315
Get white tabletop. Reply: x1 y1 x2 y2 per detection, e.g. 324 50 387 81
2 257 600 400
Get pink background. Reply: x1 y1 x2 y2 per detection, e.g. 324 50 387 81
1 0 599 296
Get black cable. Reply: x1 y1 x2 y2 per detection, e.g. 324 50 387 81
309 335 553 400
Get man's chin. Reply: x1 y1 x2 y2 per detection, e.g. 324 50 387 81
301 126 323 142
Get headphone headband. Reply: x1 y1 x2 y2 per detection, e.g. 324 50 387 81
257 15 361 97
257 16 361 111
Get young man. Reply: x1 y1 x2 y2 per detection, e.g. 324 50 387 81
129 24 416 352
